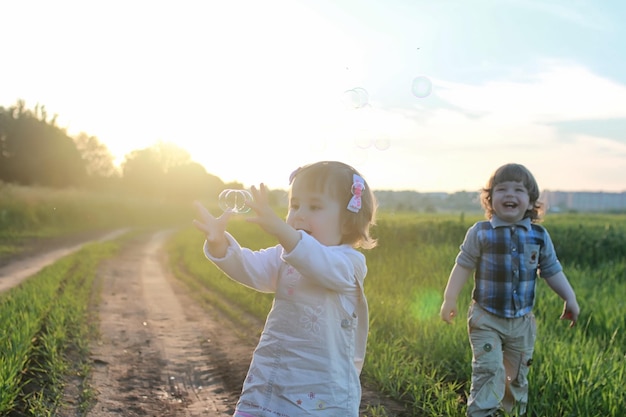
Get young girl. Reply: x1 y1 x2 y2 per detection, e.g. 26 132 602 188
439 163 579 417
193 161 377 417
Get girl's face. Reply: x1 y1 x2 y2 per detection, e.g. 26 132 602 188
491 180 532 222
286 185 343 246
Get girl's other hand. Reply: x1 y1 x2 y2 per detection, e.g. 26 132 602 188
193 201 232 257
245 184 285 235
246 184 301 252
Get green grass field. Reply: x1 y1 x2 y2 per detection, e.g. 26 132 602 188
168 212 626 417
1 184 625 416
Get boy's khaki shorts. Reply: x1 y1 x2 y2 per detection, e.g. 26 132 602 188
466 302 536 417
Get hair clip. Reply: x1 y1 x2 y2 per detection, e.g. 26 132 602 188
347 174 365 213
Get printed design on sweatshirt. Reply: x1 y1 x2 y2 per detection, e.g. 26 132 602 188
300 304 324 334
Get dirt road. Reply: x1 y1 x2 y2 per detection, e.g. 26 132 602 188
4 229 406 416
0 229 128 293
84 230 252 416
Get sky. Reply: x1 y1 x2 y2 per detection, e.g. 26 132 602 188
2 0 626 193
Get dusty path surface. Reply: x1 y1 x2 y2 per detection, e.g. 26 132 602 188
85 230 250 416
0 229 128 292
4 229 407 416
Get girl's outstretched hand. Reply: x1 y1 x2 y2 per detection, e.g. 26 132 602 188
245 184 286 236
245 184 300 252
193 201 232 257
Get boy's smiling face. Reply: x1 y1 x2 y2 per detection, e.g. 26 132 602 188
491 180 532 222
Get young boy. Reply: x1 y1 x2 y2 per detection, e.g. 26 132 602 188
439 163 580 417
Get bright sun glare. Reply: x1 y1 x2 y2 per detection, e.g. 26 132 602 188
3 0 626 193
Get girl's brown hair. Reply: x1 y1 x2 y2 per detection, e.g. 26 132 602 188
289 161 377 249
480 163 545 222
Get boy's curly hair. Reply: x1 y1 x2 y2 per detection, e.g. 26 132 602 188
480 163 545 222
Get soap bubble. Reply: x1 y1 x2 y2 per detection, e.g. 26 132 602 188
355 138 373 149
343 87 369 109
218 189 252 214
355 138 390 151
374 138 390 151
411 76 433 98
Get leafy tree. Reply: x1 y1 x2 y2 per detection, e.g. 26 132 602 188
0 101 228 198
223 181 245 190
73 132 118 178
121 141 224 199
0 100 86 187
122 147 166 196
165 161 224 201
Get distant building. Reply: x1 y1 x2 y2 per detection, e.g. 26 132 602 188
540 191 626 212
373 190 626 213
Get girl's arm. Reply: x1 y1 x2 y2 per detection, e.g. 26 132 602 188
194 200 280 292
544 271 580 327
283 231 366 291
245 183 301 252
203 234 282 292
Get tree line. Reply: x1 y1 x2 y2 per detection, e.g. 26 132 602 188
0 100 229 199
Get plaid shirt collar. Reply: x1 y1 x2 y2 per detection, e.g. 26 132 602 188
489 215 532 231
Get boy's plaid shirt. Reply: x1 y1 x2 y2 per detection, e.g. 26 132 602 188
456 217 563 318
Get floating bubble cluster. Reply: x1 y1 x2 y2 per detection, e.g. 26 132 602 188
218 189 252 214
343 87 369 109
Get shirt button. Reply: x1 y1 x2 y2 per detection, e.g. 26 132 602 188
341 319 350 328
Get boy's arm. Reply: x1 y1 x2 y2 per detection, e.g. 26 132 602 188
440 264 473 323
545 271 580 327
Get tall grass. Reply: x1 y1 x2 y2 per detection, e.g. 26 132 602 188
0 182 193 257
0 241 119 415
168 212 626 416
